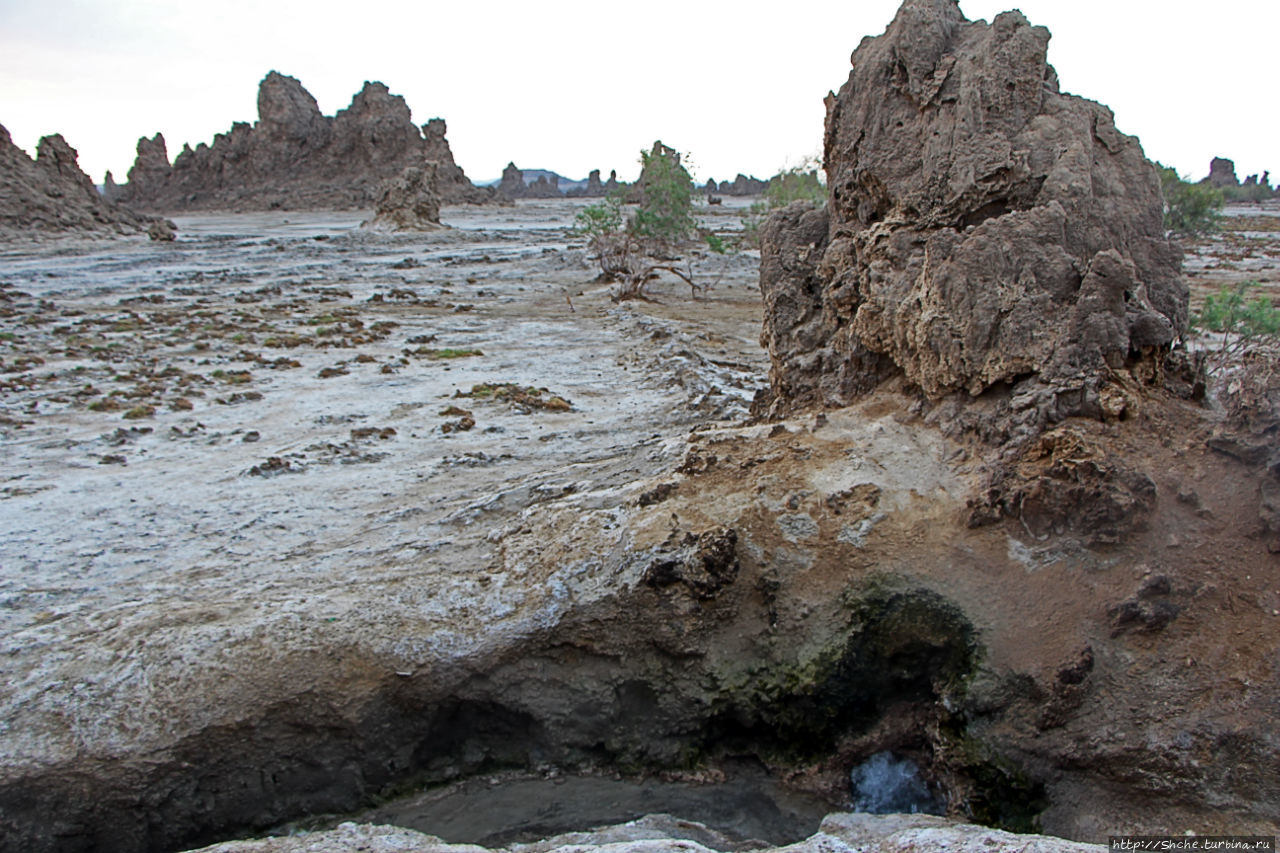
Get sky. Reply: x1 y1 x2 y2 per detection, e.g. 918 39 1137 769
1 0 1276 187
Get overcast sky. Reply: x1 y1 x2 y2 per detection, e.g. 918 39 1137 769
1 0 1276 187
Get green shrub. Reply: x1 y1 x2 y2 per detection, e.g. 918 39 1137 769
573 196 624 242
1194 281 1280 373
735 160 827 251
631 141 697 244
1221 182 1277 204
764 165 826 209
1158 164 1222 235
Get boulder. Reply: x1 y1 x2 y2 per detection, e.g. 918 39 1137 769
758 0 1187 426
117 72 496 211
361 164 444 231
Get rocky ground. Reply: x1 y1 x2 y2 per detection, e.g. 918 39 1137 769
187 813 1105 853
0 199 1277 853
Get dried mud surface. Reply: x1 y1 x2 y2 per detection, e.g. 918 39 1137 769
0 200 762 644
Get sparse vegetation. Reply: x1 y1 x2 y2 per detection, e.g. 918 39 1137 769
1158 164 1222 236
458 382 572 411
1194 281 1280 375
632 142 698 245
574 141 705 301
737 160 827 250
1220 177 1277 204
763 163 826 209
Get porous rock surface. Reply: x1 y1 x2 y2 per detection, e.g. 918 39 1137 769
361 164 444 232
0 124 171 239
117 72 496 212
183 813 1105 853
759 0 1187 421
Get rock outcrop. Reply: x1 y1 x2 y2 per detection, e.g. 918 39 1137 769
421 118 493 205
582 169 605 196
500 165 613 200
1200 156 1277 199
116 72 496 212
497 162 525 198
360 164 444 231
722 174 767 196
0 124 172 239
758 0 1188 436
1204 156 1239 188
497 163 561 199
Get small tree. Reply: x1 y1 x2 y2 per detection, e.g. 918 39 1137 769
573 142 704 301
632 141 697 245
1158 164 1222 236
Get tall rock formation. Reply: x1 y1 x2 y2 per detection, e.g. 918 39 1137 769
497 162 526 198
117 72 496 211
0 124 171 239
758 0 1187 434
421 118 492 205
1204 156 1239 188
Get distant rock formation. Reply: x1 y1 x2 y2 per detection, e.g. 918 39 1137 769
1204 156 1239 188
116 72 496 212
721 174 767 196
361 164 444 231
759 0 1187 436
497 162 525 198
526 174 562 198
1199 156 1277 198
102 170 122 202
499 164 613 199
703 175 768 196
0 124 173 239
567 168 607 198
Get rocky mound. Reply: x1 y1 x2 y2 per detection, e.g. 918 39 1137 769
759 0 1187 432
0 124 172 240
360 164 444 232
116 72 496 212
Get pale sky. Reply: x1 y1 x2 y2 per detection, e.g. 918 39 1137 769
1 0 1276 187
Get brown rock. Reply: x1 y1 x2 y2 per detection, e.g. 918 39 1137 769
722 173 767 196
117 71 496 212
1204 156 1239 188
759 0 1186 424
0 124 170 239
360 164 444 232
